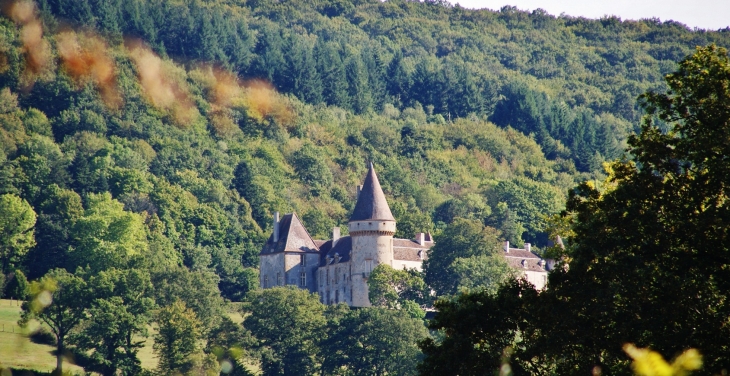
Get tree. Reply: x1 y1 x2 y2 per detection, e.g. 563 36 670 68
155 300 217 375
70 268 155 376
418 279 541 376
151 267 225 333
321 308 429 376
20 269 89 375
4 269 29 300
0 193 36 274
449 254 515 295
68 192 148 272
423 218 506 296
367 264 429 319
535 45 730 374
23 184 84 279
243 287 326 376
207 316 257 376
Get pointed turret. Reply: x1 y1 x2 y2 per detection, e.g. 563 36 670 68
349 162 394 222
348 162 397 307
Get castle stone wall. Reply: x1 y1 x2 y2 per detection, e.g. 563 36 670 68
349 220 396 307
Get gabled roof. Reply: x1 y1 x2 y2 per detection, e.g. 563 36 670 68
349 163 395 222
260 213 319 255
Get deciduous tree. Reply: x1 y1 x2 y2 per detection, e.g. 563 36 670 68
243 287 326 376
322 307 429 376
0 193 36 274
423 218 506 296
20 269 89 375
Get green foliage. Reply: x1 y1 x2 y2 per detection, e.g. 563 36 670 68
0 4 726 374
150 267 225 333
418 45 730 375
367 264 429 319
0 194 36 274
533 44 730 374
449 254 516 295
321 307 429 376
20 268 89 375
70 268 155 376
423 218 507 295
154 300 216 376
68 192 148 273
4 269 28 300
418 279 541 376
243 287 326 376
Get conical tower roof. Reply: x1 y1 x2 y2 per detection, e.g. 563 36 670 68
349 163 395 222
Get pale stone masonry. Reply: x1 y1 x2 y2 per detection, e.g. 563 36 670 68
259 163 552 306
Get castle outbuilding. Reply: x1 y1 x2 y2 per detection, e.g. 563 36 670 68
259 163 551 306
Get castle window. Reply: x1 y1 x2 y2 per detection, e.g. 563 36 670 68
335 268 339 284
264 275 268 288
335 290 339 303
319 270 323 287
300 272 306 287
301 254 306 266
277 272 282 285
326 269 329 285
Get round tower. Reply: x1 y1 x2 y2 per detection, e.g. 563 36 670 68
348 163 396 307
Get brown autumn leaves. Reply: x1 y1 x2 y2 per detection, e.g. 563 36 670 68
0 0 293 132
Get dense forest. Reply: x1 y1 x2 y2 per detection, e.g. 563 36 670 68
0 0 728 375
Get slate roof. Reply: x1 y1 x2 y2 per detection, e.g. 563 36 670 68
504 248 547 272
504 248 541 259
317 237 353 266
505 257 547 273
393 238 432 261
260 213 320 255
349 163 395 222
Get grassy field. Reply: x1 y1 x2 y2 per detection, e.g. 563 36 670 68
0 300 256 374
0 300 260 375
0 299 86 374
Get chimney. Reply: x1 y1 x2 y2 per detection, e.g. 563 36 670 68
273 212 280 242
504 241 510 253
356 185 363 199
417 232 425 246
332 227 341 246
525 243 531 252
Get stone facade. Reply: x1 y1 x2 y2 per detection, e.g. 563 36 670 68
259 163 553 306
259 163 434 307
502 241 552 290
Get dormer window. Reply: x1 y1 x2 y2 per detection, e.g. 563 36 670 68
417 250 424 259
521 259 528 269
334 253 340 263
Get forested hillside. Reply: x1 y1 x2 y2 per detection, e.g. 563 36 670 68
0 0 728 374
